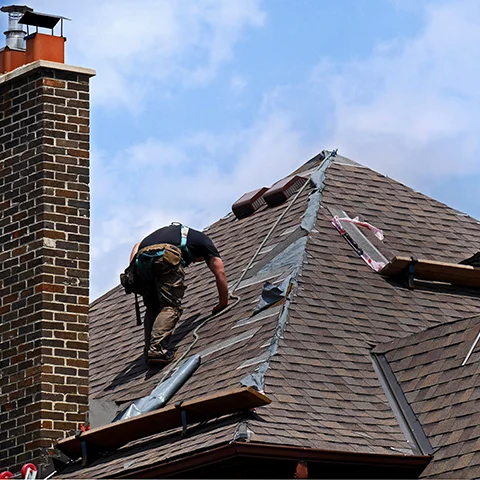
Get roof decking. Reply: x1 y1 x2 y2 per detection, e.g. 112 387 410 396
59 153 480 478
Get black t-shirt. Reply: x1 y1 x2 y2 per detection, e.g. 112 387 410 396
138 224 220 264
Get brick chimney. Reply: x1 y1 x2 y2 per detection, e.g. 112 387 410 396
0 5 95 476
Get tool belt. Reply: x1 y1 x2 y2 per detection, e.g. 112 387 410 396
137 243 182 270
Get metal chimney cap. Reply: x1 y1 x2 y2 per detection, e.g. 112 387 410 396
1 5 32 51
19 10 70 29
0 5 33 14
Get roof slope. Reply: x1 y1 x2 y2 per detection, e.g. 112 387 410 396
62 152 480 478
375 314 480 479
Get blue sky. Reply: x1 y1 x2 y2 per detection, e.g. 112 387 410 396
2 0 479 299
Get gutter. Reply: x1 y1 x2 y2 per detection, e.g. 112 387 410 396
118 441 431 479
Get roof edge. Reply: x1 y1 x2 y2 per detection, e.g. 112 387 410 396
90 284 122 309
116 441 431 479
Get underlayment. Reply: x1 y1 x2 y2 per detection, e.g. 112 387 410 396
241 152 337 391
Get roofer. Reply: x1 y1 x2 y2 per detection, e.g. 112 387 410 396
127 223 228 364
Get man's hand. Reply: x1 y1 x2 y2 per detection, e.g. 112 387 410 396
212 302 228 315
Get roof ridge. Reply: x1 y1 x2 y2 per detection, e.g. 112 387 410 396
331 160 480 225
240 151 337 391
374 312 480 355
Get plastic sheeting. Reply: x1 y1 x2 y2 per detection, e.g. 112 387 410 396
114 355 201 421
333 215 384 241
329 207 387 272
460 252 480 267
241 288 294 392
252 275 293 316
246 228 306 279
300 168 327 232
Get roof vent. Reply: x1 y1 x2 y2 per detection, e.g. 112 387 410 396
263 175 307 207
1 5 32 50
232 187 268 220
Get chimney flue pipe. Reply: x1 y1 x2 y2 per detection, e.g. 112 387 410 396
1 5 32 50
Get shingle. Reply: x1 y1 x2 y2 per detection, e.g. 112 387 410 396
65 155 480 479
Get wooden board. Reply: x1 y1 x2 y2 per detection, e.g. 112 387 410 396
380 256 480 288
56 386 271 460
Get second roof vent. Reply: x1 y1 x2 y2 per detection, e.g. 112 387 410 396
263 175 307 207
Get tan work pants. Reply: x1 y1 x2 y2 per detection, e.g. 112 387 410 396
138 244 186 357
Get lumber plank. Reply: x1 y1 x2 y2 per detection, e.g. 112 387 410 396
380 256 480 287
56 386 270 460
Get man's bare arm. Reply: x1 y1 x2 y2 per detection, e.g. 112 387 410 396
130 242 141 263
207 256 229 314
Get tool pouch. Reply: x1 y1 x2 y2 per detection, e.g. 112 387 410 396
120 261 143 295
162 244 182 266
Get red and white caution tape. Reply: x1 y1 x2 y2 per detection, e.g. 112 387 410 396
334 216 384 240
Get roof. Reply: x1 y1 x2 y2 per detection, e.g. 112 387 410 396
58 151 480 478
374 314 480 478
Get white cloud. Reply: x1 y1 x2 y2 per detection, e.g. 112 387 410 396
23 0 265 110
311 0 480 187
22 0 480 299
90 112 312 297
125 139 190 168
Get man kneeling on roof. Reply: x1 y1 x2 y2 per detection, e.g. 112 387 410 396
129 222 229 364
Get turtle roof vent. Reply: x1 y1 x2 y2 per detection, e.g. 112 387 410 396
263 175 307 207
232 187 268 220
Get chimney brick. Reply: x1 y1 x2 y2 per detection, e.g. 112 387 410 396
0 61 95 475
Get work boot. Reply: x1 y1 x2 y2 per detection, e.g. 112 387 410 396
147 349 175 365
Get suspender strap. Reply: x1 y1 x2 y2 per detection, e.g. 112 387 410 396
177 223 193 266
171 222 194 266
134 293 142 326
180 225 189 248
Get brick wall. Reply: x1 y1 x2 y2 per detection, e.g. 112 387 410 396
0 62 95 474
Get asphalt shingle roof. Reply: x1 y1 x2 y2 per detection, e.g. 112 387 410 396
60 152 480 478
375 314 480 479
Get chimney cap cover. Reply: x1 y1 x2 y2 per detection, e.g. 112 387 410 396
19 10 70 29
0 5 33 14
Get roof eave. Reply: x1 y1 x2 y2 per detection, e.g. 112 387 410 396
116 441 432 479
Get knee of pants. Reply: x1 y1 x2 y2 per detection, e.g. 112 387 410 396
161 306 182 319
